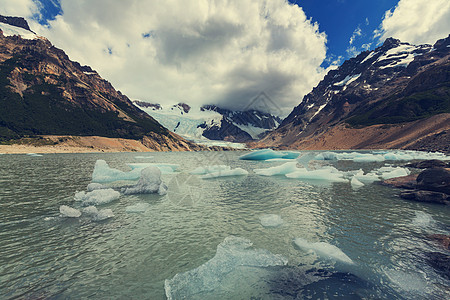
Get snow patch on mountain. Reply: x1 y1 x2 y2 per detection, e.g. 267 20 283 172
0 23 36 40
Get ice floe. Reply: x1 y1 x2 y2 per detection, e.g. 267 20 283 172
350 177 365 188
190 165 231 175
91 160 142 182
59 205 81 218
200 168 248 179
314 150 449 162
239 149 299 161
164 236 288 299
122 166 167 195
26 153 43 157
374 166 410 180
254 162 298 176
293 238 354 265
259 214 284 228
126 203 150 213
127 163 179 174
74 188 120 206
286 167 349 183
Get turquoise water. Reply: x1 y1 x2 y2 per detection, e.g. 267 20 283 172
0 151 449 299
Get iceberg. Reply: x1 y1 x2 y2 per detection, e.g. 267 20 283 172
92 209 114 221
74 189 120 206
190 165 231 175
239 149 299 161
82 206 99 216
374 166 410 180
200 168 248 179
127 163 179 174
254 162 299 176
286 167 349 183
126 203 150 213
351 176 365 188
353 171 380 183
164 236 288 300
259 214 284 228
26 153 43 157
293 238 354 265
122 166 167 195
86 183 106 192
91 160 142 182
313 150 449 162
59 205 81 218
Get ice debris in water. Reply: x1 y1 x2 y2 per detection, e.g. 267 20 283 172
135 155 154 159
254 162 298 176
164 236 288 300
126 203 150 213
314 150 449 162
190 165 231 175
374 166 410 180
122 166 167 195
286 166 349 183
86 183 106 192
59 205 81 218
200 168 248 179
127 163 179 174
91 160 142 182
259 214 284 228
92 209 114 221
239 149 299 161
293 238 354 265
74 189 120 206
350 176 365 188
26 153 43 157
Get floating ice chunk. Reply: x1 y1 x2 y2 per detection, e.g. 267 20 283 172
26 153 43 157
92 160 141 182
376 166 410 180
293 238 354 264
190 165 231 175
239 149 299 161
135 155 154 159
82 206 98 216
352 154 385 163
200 168 248 179
314 152 338 160
254 162 299 176
286 167 349 183
122 166 167 195
126 203 150 213
59 205 81 218
164 236 288 300
92 209 114 221
383 152 414 161
351 177 365 188
86 183 106 192
354 171 380 183
74 189 120 206
259 214 284 228
264 158 298 162
127 163 179 174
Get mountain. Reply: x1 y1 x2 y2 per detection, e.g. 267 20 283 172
134 102 282 143
0 16 208 151
254 35 450 152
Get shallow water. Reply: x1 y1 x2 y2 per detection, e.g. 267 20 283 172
0 151 449 299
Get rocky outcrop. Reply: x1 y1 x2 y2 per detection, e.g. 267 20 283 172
405 159 450 169
0 15 33 32
383 164 450 205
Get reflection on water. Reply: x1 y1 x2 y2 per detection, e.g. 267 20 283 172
0 151 449 299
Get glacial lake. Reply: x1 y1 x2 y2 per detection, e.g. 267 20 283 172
1 150 449 299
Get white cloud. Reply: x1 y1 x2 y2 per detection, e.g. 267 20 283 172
0 0 39 17
349 26 362 45
378 0 450 45
3 0 327 116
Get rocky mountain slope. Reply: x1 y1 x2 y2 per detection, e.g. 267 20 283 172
255 35 450 152
134 102 282 143
0 16 208 151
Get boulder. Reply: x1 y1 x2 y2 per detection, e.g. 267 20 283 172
382 174 417 189
400 190 449 204
425 252 450 280
416 168 450 195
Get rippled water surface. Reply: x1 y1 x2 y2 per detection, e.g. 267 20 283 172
0 151 449 299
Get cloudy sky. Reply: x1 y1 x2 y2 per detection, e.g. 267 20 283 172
1 0 449 116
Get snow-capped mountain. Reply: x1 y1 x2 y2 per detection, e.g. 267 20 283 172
134 102 282 143
256 35 450 152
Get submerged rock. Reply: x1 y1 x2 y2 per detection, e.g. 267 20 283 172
425 252 450 280
428 234 450 250
405 159 449 169
400 190 449 205
382 174 417 189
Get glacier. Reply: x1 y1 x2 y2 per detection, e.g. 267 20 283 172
164 236 288 300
